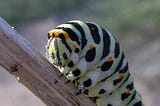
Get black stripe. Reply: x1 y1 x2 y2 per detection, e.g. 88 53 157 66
100 53 126 83
100 61 113 71
100 28 111 59
56 27 81 45
86 23 101 44
121 92 130 100
113 52 125 74
133 101 142 106
119 63 128 73
58 33 72 53
114 42 120 58
113 77 123 86
126 91 137 105
121 82 134 101
127 82 134 90
119 73 130 88
113 67 130 86
100 76 108 83
66 22 87 49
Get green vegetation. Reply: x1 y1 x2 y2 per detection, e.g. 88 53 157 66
86 0 160 36
1 0 159 47
0 0 86 24
84 0 160 51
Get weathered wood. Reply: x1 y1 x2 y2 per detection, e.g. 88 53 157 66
0 17 95 106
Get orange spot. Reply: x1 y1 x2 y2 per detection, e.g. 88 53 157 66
107 56 113 62
72 43 77 49
63 32 69 39
48 29 59 37
125 88 130 94
48 29 69 39
53 32 59 37
118 73 124 79
89 44 94 50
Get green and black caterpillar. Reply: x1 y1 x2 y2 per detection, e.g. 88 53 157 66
46 20 143 106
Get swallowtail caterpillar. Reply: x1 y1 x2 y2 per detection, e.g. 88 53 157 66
46 20 143 106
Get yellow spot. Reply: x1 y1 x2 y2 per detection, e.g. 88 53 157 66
48 29 59 37
107 56 113 62
48 29 69 39
125 88 130 94
89 44 94 50
72 43 77 49
54 31 60 37
118 73 124 79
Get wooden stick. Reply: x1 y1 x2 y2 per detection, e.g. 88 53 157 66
0 17 95 106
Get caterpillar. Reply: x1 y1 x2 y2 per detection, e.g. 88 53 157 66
46 20 143 106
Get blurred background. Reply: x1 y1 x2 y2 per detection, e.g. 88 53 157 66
0 0 160 106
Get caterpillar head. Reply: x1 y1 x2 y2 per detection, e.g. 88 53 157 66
46 29 70 67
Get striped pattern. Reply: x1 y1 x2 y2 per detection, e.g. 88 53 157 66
46 20 143 106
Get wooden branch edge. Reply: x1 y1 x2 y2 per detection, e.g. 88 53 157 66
0 17 95 106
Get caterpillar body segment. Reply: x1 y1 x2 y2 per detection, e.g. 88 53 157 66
46 20 143 106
